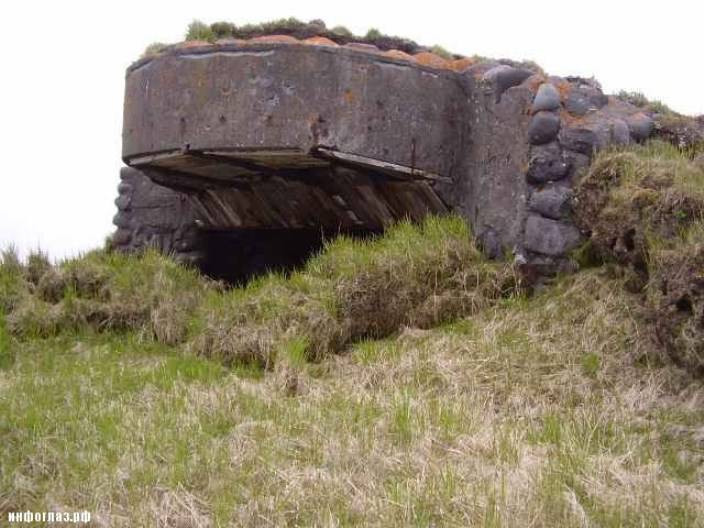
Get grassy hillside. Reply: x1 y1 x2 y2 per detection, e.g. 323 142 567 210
1 145 703 526
575 140 704 375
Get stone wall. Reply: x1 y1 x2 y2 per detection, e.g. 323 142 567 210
111 167 202 267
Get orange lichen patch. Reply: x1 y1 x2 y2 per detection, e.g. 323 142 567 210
303 36 339 47
559 108 587 127
448 57 476 72
343 89 356 104
554 79 572 101
382 49 414 62
525 74 547 94
413 52 450 69
176 40 212 49
248 35 299 44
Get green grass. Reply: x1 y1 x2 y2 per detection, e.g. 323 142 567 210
1 213 703 525
178 17 407 52
6 248 212 343
430 45 453 60
141 17 549 78
1 269 702 525
575 140 704 374
185 19 215 42
616 90 677 115
0 246 24 315
189 215 513 367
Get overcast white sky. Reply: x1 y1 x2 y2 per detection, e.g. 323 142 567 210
1 0 702 260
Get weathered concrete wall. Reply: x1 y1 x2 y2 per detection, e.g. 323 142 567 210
437 67 534 259
123 43 467 179
115 38 662 278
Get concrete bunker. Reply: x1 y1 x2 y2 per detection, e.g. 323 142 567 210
114 38 658 280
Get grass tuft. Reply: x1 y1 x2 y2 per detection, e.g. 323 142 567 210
0 246 25 314
575 140 704 373
190 216 516 367
616 90 677 115
5 250 212 343
142 42 168 58
429 45 453 60
185 19 215 42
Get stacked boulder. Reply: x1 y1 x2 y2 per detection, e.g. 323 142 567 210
521 76 655 272
112 168 202 266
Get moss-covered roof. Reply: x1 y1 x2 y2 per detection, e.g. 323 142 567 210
141 18 546 77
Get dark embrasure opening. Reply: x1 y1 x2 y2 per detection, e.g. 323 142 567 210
196 227 379 285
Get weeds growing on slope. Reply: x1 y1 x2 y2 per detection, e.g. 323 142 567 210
4 249 213 344
189 216 517 367
2 216 515 370
0 246 24 314
1 200 703 525
575 140 704 374
1 268 701 526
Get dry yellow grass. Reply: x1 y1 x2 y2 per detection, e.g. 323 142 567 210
574 140 704 374
189 216 515 368
1 210 703 525
1 267 702 526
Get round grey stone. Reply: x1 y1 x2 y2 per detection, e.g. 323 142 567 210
114 194 131 210
483 65 534 101
528 186 572 220
565 85 608 116
528 111 561 145
559 127 599 155
523 215 582 256
627 113 655 141
532 83 561 113
117 182 133 194
564 92 591 116
527 142 571 183
112 211 132 229
611 119 631 145
111 229 132 246
581 85 608 108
